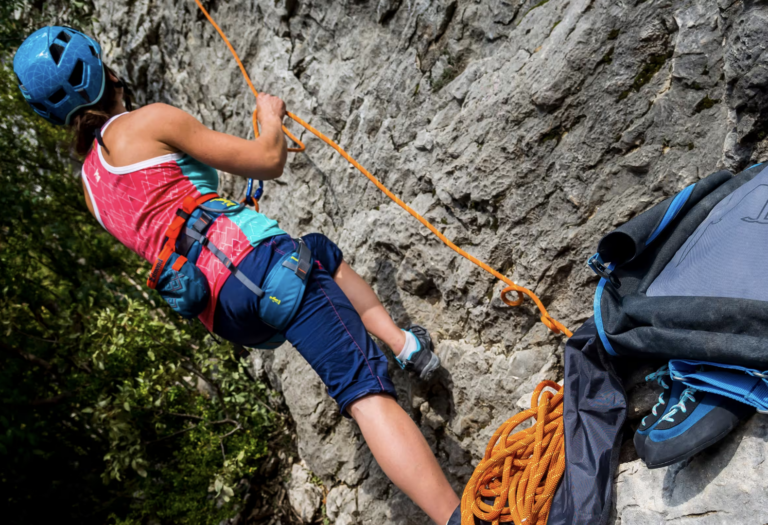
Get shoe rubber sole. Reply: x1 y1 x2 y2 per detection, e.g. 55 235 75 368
645 424 736 469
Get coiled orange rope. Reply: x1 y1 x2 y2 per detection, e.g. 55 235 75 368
461 381 566 525
191 0 571 338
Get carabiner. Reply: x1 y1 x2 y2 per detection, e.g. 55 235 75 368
244 178 264 207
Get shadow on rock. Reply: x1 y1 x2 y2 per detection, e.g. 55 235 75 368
661 416 752 507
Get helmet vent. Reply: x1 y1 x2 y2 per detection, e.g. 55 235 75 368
57 30 71 44
50 43 65 65
30 102 47 113
48 88 67 104
68 60 84 87
89 46 98 57
77 88 91 104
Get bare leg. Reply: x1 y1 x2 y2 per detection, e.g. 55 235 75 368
334 262 457 519
348 394 459 524
333 261 406 353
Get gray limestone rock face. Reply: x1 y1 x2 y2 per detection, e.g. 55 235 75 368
614 416 768 525
287 462 323 522
90 0 768 523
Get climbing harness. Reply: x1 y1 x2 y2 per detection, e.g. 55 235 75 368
461 380 566 525
147 193 265 318
191 0 572 339
148 192 313 345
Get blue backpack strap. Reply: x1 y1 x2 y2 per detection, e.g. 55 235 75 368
280 238 312 280
669 359 768 413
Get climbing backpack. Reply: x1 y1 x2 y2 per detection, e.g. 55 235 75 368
589 162 768 370
545 163 768 525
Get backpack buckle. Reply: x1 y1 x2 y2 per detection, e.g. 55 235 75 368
587 253 621 288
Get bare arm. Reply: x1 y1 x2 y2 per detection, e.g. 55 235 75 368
147 94 288 180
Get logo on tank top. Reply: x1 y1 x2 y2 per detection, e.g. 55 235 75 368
94 168 101 183
211 198 238 207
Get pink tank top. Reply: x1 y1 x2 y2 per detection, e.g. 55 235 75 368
81 113 255 330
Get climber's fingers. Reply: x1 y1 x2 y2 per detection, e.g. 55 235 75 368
256 92 286 121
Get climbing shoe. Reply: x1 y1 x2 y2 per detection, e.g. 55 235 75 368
643 387 755 469
633 365 685 459
395 324 441 380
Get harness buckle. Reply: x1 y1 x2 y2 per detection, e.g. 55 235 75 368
587 253 621 288
193 212 213 233
295 239 312 280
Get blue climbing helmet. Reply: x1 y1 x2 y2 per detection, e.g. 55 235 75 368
13 26 105 125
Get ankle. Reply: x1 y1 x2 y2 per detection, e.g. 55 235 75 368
390 330 407 355
396 330 419 360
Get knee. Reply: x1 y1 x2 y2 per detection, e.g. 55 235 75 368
346 393 398 421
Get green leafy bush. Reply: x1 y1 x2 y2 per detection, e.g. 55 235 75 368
0 3 281 523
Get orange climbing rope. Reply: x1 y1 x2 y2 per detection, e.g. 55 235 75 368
191 0 572 338
461 381 566 525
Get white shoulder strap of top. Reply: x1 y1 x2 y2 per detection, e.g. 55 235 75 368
101 112 129 133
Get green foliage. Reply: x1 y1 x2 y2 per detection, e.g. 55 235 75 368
618 51 672 101
0 4 280 523
431 52 459 93
0 0 93 53
694 95 719 114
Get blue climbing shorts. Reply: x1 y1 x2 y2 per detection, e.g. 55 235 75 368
214 233 397 416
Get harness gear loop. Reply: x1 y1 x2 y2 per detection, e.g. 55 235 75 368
147 193 217 289
461 381 566 525
191 0 572 339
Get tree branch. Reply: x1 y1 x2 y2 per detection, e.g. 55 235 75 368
167 412 204 421
146 424 199 446
0 341 52 369
166 348 232 419
28 392 70 406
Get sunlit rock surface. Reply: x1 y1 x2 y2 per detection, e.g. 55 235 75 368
93 0 768 522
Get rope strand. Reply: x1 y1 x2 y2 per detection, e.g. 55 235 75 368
192 0 572 338
461 381 566 525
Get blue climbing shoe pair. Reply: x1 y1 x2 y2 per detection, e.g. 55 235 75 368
395 325 441 380
633 365 681 459
635 365 754 469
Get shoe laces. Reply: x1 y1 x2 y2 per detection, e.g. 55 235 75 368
660 387 698 424
641 365 671 427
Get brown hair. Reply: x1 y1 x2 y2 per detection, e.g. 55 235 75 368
70 66 132 156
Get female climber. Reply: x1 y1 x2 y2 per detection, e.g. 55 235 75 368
13 27 459 524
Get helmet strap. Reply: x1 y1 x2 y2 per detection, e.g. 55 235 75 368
94 128 109 154
112 77 133 112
